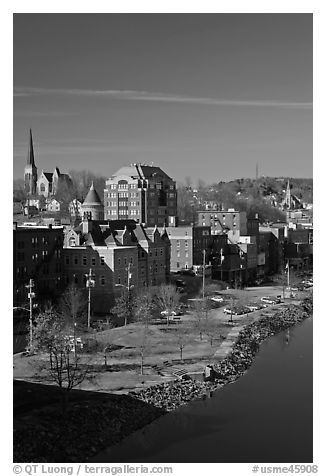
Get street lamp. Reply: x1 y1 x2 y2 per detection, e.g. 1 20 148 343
220 248 224 281
25 279 35 353
114 263 134 326
85 268 95 329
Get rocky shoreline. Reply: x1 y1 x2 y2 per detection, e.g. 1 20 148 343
14 296 312 462
130 297 313 412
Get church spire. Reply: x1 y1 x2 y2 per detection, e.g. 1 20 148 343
27 128 35 166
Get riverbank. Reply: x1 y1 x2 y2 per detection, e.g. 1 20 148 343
129 296 312 411
13 296 312 462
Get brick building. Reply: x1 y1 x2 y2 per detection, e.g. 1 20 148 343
152 225 211 272
104 164 177 227
62 219 170 313
13 223 64 306
197 209 247 242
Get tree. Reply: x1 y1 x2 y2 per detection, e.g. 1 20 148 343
135 287 156 328
138 326 151 375
111 287 137 327
32 308 90 412
156 284 181 326
192 298 211 340
174 324 190 361
58 283 88 329
13 179 27 203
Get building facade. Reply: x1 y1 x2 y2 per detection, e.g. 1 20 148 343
104 164 177 227
13 223 64 306
197 209 247 242
23 130 72 199
62 219 170 313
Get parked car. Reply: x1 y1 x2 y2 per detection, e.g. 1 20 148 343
261 297 272 304
245 303 263 311
175 279 186 287
210 296 224 303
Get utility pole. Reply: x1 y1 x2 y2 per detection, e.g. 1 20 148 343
220 248 224 281
202 249 206 299
85 268 95 329
287 259 290 287
126 263 132 326
25 278 35 353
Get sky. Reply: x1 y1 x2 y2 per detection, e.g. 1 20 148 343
13 13 312 184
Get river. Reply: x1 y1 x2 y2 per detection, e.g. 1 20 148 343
93 317 313 463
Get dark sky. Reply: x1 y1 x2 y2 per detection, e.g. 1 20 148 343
13 13 312 183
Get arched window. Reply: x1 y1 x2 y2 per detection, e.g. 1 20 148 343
40 183 46 192
69 237 76 247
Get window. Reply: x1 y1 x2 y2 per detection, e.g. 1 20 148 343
74 274 78 284
32 237 38 248
124 257 127 265
177 251 180 258
17 252 25 261
42 250 48 259
42 237 49 245
74 256 78 265
130 257 133 264
185 240 188 248
112 210 117 215
83 256 87 266
100 276 105 286
69 237 76 247
40 183 46 192
100 256 105 266
17 241 25 249
65 256 70 265
91 257 96 266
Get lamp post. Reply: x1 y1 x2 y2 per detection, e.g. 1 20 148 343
202 249 206 300
115 263 133 326
85 268 95 329
25 279 35 353
220 248 224 281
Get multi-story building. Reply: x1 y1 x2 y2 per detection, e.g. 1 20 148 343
62 219 170 314
13 223 64 306
153 225 211 272
197 209 247 242
104 164 177 227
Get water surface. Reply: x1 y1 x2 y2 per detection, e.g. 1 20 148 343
94 318 313 463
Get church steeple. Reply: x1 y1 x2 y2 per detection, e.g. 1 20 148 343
285 179 291 210
24 129 38 196
27 129 35 166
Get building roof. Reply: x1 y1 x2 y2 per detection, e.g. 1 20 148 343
26 129 36 167
42 172 53 182
82 182 103 206
111 164 172 181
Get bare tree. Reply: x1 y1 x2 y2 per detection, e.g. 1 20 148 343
32 308 91 412
192 298 211 340
135 287 156 328
156 284 181 326
111 287 137 327
174 324 190 361
58 283 87 329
